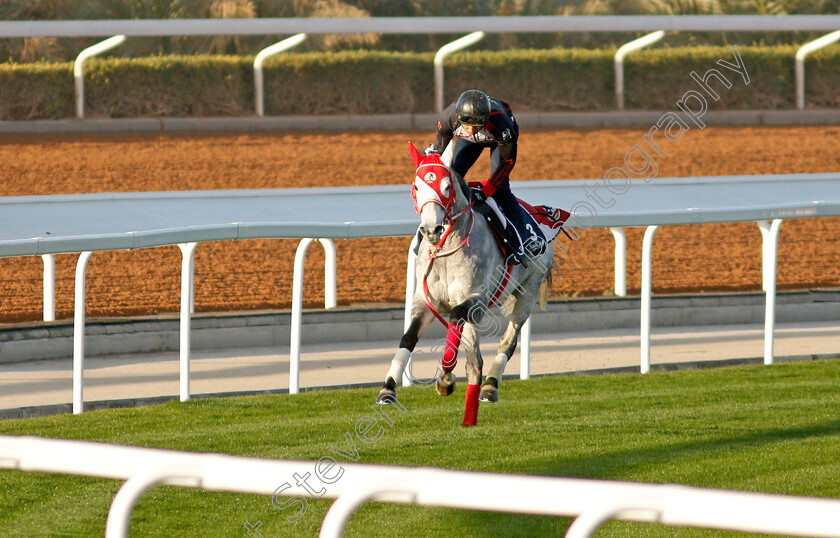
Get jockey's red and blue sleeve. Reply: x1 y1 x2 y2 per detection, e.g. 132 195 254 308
479 110 518 198
432 104 458 153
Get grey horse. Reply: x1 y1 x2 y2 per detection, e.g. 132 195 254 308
376 142 561 426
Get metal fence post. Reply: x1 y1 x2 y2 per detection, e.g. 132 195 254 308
434 32 484 113
615 31 665 110
74 35 126 119
795 30 840 110
254 33 306 116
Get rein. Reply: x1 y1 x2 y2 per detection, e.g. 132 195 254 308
421 200 512 327
422 201 473 326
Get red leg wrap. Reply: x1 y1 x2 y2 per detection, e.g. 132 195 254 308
463 384 480 426
441 323 463 371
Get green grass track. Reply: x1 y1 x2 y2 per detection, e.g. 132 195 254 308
1 359 839 537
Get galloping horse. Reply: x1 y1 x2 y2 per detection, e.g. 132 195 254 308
376 142 567 426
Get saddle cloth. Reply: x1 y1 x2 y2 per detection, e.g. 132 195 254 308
474 198 570 261
412 200 570 257
517 199 570 243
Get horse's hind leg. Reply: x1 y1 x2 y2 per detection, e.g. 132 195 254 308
377 300 434 404
480 293 533 403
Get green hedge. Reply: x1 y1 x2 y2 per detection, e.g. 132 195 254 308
0 62 73 120
0 45 838 121
84 55 253 117
262 50 433 115
623 46 797 110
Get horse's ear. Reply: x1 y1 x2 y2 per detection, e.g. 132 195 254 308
408 142 423 169
440 141 454 168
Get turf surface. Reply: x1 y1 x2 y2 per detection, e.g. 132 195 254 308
1 360 839 537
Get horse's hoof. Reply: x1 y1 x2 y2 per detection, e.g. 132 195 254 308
479 386 498 403
479 377 499 403
435 371 456 396
376 387 397 405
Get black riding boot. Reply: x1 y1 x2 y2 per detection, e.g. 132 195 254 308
491 182 545 265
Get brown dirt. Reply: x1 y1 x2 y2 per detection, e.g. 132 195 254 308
0 126 838 324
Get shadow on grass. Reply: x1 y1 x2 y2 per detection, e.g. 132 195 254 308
428 419 840 538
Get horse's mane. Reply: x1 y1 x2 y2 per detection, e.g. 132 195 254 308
450 168 472 203
435 140 472 203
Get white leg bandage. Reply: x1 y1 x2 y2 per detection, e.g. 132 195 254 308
486 353 509 383
386 348 411 383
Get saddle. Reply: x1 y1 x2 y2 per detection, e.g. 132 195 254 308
474 196 570 264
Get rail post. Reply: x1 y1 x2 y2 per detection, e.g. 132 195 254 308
73 251 93 414
254 33 306 116
757 219 783 365
615 31 665 110
289 238 338 395
403 233 420 387
178 242 198 402
74 35 126 119
609 227 627 297
41 254 55 322
434 32 484 113
640 225 658 374
795 30 840 110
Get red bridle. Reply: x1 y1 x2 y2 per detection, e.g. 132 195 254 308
411 153 480 326
411 155 475 251
411 157 456 219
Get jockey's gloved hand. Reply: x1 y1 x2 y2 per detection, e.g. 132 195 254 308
470 186 486 203
423 144 440 156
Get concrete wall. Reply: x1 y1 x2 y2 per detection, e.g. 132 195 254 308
1 290 837 363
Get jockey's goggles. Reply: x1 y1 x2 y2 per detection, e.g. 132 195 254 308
457 114 486 127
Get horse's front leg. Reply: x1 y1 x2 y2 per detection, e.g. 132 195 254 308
434 298 485 426
460 323 483 427
435 297 481 397
377 298 434 404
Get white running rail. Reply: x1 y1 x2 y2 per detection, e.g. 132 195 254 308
1 435 839 538
4 16 840 113
3 16 840 37
0 174 838 413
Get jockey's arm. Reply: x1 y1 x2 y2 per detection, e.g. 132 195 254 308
431 105 458 154
476 116 518 198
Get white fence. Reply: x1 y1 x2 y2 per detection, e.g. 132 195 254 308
3 15 840 36
2 435 840 538
1 174 839 414
2 16 840 116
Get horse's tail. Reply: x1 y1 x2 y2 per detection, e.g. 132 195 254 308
539 269 552 311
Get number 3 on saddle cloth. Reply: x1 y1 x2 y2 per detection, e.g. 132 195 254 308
472 198 570 264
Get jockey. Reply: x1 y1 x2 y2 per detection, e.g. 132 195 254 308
425 89 545 265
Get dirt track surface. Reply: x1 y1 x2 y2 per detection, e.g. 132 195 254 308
0 126 838 324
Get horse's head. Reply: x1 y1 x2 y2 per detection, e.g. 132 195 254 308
409 142 459 245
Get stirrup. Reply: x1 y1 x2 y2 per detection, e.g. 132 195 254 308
506 251 528 267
